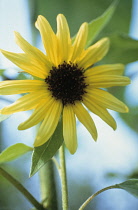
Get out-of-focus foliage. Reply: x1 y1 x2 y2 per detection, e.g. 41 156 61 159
103 34 138 64
28 0 131 37
120 104 138 133
0 159 35 210
0 69 5 76
108 84 138 134
68 179 96 210
72 0 118 47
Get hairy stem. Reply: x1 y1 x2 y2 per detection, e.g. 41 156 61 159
79 184 119 210
59 144 68 210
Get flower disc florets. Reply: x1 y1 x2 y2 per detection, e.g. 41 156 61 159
0 14 130 154
45 61 88 105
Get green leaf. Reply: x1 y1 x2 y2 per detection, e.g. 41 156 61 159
108 85 138 133
86 0 119 47
120 106 138 133
72 0 119 46
30 120 63 176
0 114 11 122
0 143 33 163
103 34 138 64
117 179 138 198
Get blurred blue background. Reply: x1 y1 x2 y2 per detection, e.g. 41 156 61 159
0 0 138 210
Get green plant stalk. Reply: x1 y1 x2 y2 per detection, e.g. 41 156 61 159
59 144 68 210
39 160 58 210
79 184 119 210
0 167 45 210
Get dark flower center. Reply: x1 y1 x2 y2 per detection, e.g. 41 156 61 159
45 61 88 105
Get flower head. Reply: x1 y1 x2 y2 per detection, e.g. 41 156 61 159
0 14 130 154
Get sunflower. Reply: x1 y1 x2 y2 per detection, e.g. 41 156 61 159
0 14 130 154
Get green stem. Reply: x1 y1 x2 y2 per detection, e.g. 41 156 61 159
79 184 119 210
52 157 60 171
59 144 68 210
0 167 45 210
39 160 58 210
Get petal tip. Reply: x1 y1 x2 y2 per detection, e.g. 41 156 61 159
57 14 66 21
82 22 88 31
35 15 43 28
124 105 129 113
14 31 18 36
33 138 40 147
69 147 77 154
102 37 110 50
33 136 45 147
113 124 117 131
111 119 117 131
57 13 64 17
128 78 131 84
104 37 110 43
14 31 20 44
18 124 24 130
93 135 98 142
0 49 5 54
37 15 43 19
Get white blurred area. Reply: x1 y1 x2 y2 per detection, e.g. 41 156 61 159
0 0 138 210
0 0 35 146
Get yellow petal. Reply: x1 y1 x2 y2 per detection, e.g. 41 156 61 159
18 96 54 130
0 80 45 95
84 64 125 77
35 15 58 65
77 37 110 69
70 22 88 62
14 32 51 68
83 97 117 130
1 90 48 115
85 88 129 113
85 75 131 88
73 102 97 140
1 50 47 79
34 99 62 147
56 14 71 63
63 105 77 154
